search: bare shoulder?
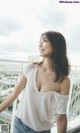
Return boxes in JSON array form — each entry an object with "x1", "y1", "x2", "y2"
[
  {"x1": 32, "y1": 61, "x2": 43, "y2": 68},
  {"x1": 60, "y1": 77, "x2": 70, "y2": 95},
  {"x1": 31, "y1": 63, "x2": 39, "y2": 68}
]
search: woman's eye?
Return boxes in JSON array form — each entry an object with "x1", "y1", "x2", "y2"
[
  {"x1": 44, "y1": 39, "x2": 48, "y2": 42},
  {"x1": 39, "y1": 39, "x2": 48, "y2": 44}
]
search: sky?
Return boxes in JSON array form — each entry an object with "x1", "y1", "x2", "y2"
[{"x1": 0, "y1": 0, "x2": 80, "y2": 65}]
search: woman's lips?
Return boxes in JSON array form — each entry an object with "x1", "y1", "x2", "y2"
[{"x1": 39, "y1": 49, "x2": 44, "y2": 51}]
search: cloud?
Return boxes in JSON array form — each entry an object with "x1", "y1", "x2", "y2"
[
  {"x1": 0, "y1": 17, "x2": 22, "y2": 36},
  {"x1": 67, "y1": 22, "x2": 80, "y2": 53},
  {"x1": 0, "y1": 39, "x2": 39, "y2": 54},
  {"x1": 38, "y1": 10, "x2": 67, "y2": 29},
  {"x1": 0, "y1": 0, "x2": 80, "y2": 65}
]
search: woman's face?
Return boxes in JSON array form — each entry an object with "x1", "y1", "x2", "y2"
[{"x1": 39, "y1": 35, "x2": 54, "y2": 57}]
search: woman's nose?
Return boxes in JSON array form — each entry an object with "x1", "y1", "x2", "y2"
[{"x1": 39, "y1": 40, "x2": 43, "y2": 47}]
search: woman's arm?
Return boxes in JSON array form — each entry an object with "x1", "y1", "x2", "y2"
[
  {"x1": 56, "y1": 77, "x2": 70, "y2": 133},
  {"x1": 0, "y1": 74, "x2": 27, "y2": 112},
  {"x1": 56, "y1": 114, "x2": 67, "y2": 133}
]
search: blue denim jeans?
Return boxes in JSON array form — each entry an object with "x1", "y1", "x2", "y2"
[{"x1": 13, "y1": 116, "x2": 51, "y2": 133}]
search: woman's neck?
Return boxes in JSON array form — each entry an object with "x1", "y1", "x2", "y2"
[{"x1": 41, "y1": 58, "x2": 53, "y2": 71}]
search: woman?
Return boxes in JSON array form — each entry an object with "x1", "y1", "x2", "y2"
[{"x1": 0, "y1": 31, "x2": 70, "y2": 133}]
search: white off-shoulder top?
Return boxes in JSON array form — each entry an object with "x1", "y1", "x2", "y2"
[{"x1": 15, "y1": 63, "x2": 69, "y2": 132}]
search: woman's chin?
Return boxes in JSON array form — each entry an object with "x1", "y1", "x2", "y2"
[{"x1": 39, "y1": 54, "x2": 45, "y2": 57}]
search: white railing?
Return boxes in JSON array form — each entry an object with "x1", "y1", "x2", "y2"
[{"x1": 0, "y1": 59, "x2": 80, "y2": 133}]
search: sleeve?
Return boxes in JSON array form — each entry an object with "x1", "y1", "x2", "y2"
[
  {"x1": 22, "y1": 63, "x2": 32, "y2": 78},
  {"x1": 56, "y1": 94, "x2": 69, "y2": 114}
]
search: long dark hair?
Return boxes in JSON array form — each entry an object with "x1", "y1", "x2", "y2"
[{"x1": 41, "y1": 31, "x2": 70, "y2": 82}]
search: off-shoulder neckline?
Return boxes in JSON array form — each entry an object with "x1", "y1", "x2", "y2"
[{"x1": 34, "y1": 67, "x2": 69, "y2": 97}]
